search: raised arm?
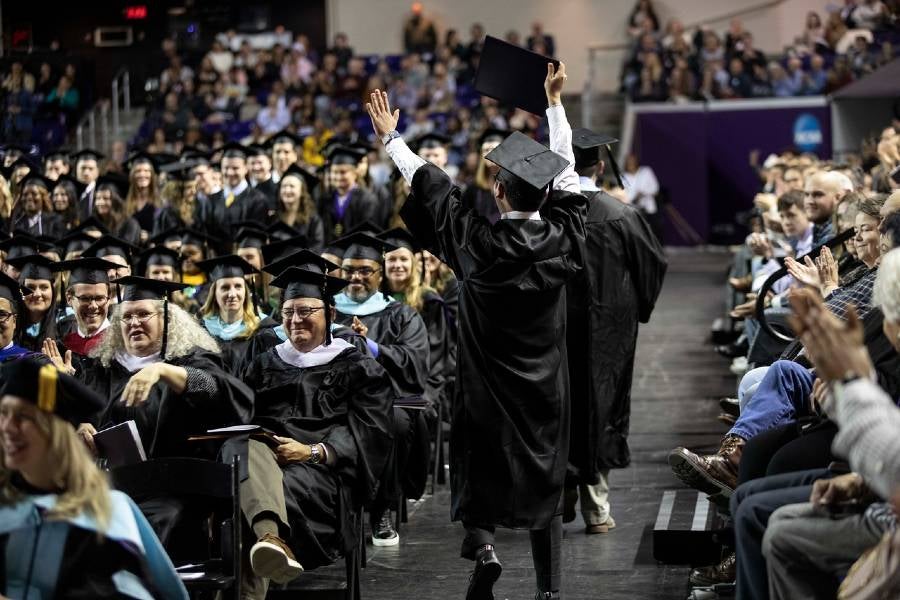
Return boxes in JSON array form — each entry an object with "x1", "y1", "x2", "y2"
[
  {"x1": 366, "y1": 89, "x2": 427, "y2": 185},
  {"x1": 545, "y1": 62, "x2": 579, "y2": 194}
]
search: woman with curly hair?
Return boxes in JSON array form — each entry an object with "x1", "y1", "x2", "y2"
[
  {"x1": 9, "y1": 173, "x2": 66, "y2": 239},
  {"x1": 0, "y1": 358, "x2": 188, "y2": 599},
  {"x1": 271, "y1": 164, "x2": 325, "y2": 251},
  {"x1": 153, "y1": 173, "x2": 196, "y2": 236}
]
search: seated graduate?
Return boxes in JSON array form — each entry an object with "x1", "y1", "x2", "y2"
[
  {"x1": 0, "y1": 271, "x2": 35, "y2": 362},
  {"x1": 51, "y1": 257, "x2": 119, "y2": 356},
  {"x1": 9, "y1": 172, "x2": 67, "y2": 240},
  {"x1": 92, "y1": 175, "x2": 142, "y2": 246},
  {"x1": 317, "y1": 146, "x2": 382, "y2": 241},
  {"x1": 0, "y1": 234, "x2": 55, "y2": 280},
  {"x1": 236, "y1": 266, "x2": 394, "y2": 597},
  {"x1": 379, "y1": 227, "x2": 450, "y2": 423},
  {"x1": 80, "y1": 234, "x2": 138, "y2": 310},
  {"x1": 178, "y1": 228, "x2": 217, "y2": 309},
  {"x1": 234, "y1": 224, "x2": 276, "y2": 313},
  {"x1": 5, "y1": 254, "x2": 59, "y2": 352},
  {"x1": 271, "y1": 164, "x2": 326, "y2": 252},
  {"x1": 196, "y1": 254, "x2": 275, "y2": 374},
  {"x1": 0, "y1": 358, "x2": 188, "y2": 599}
]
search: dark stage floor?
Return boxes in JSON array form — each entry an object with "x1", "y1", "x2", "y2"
[{"x1": 292, "y1": 249, "x2": 737, "y2": 599}]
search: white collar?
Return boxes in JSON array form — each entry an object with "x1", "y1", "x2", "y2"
[
  {"x1": 77, "y1": 318, "x2": 110, "y2": 339},
  {"x1": 114, "y1": 350, "x2": 161, "y2": 372},
  {"x1": 579, "y1": 176, "x2": 600, "y2": 192},
  {"x1": 2, "y1": 341, "x2": 12, "y2": 351},
  {"x1": 224, "y1": 179, "x2": 249, "y2": 197},
  {"x1": 275, "y1": 338, "x2": 353, "y2": 368},
  {"x1": 500, "y1": 211, "x2": 542, "y2": 221},
  {"x1": 26, "y1": 213, "x2": 41, "y2": 227}
]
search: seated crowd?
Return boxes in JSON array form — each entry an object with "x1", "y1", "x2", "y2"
[
  {"x1": 622, "y1": 0, "x2": 899, "y2": 102},
  {"x1": 667, "y1": 118, "x2": 900, "y2": 597}
]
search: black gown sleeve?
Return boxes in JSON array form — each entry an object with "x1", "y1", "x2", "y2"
[
  {"x1": 306, "y1": 212, "x2": 326, "y2": 252},
  {"x1": 420, "y1": 293, "x2": 449, "y2": 415},
  {"x1": 171, "y1": 350, "x2": 255, "y2": 427},
  {"x1": 369, "y1": 305, "x2": 430, "y2": 398},
  {"x1": 621, "y1": 209, "x2": 668, "y2": 323}
]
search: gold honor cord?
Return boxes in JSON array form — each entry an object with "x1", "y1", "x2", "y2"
[{"x1": 37, "y1": 364, "x2": 58, "y2": 413}]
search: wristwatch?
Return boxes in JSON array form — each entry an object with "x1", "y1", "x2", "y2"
[
  {"x1": 381, "y1": 130, "x2": 401, "y2": 146},
  {"x1": 308, "y1": 443, "x2": 322, "y2": 464}
]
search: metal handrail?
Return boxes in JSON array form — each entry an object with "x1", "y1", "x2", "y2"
[
  {"x1": 111, "y1": 68, "x2": 131, "y2": 138},
  {"x1": 74, "y1": 69, "x2": 129, "y2": 152}
]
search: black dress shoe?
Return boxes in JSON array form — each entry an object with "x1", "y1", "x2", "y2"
[
  {"x1": 715, "y1": 340, "x2": 747, "y2": 359},
  {"x1": 466, "y1": 547, "x2": 502, "y2": 600},
  {"x1": 719, "y1": 397, "x2": 740, "y2": 418},
  {"x1": 535, "y1": 592, "x2": 560, "y2": 600}
]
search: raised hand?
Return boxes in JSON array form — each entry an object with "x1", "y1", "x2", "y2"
[
  {"x1": 816, "y1": 246, "x2": 839, "y2": 292},
  {"x1": 42, "y1": 338, "x2": 75, "y2": 375},
  {"x1": 785, "y1": 255, "x2": 822, "y2": 290},
  {"x1": 545, "y1": 62, "x2": 567, "y2": 106},
  {"x1": 365, "y1": 89, "x2": 400, "y2": 138},
  {"x1": 351, "y1": 315, "x2": 369, "y2": 338}
]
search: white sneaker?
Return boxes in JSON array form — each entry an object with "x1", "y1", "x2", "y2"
[
  {"x1": 250, "y1": 534, "x2": 304, "y2": 584},
  {"x1": 729, "y1": 356, "x2": 748, "y2": 376}
]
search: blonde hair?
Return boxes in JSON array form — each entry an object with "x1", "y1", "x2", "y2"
[
  {"x1": 161, "y1": 180, "x2": 195, "y2": 227},
  {"x1": 125, "y1": 163, "x2": 161, "y2": 214},
  {"x1": 0, "y1": 174, "x2": 13, "y2": 219},
  {"x1": 199, "y1": 278, "x2": 261, "y2": 339},
  {"x1": 0, "y1": 409, "x2": 111, "y2": 528},
  {"x1": 388, "y1": 247, "x2": 435, "y2": 313},
  {"x1": 92, "y1": 300, "x2": 220, "y2": 366}
]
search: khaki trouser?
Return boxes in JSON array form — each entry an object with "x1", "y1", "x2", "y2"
[{"x1": 579, "y1": 469, "x2": 611, "y2": 526}]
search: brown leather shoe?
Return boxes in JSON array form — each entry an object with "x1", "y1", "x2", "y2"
[
  {"x1": 668, "y1": 435, "x2": 745, "y2": 497},
  {"x1": 689, "y1": 552, "x2": 736, "y2": 586},
  {"x1": 250, "y1": 532, "x2": 304, "y2": 584},
  {"x1": 729, "y1": 275, "x2": 753, "y2": 292},
  {"x1": 585, "y1": 516, "x2": 616, "y2": 534}
]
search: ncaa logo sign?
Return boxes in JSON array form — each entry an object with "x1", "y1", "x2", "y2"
[{"x1": 793, "y1": 113, "x2": 823, "y2": 152}]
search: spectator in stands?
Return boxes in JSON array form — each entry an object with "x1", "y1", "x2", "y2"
[
  {"x1": 160, "y1": 56, "x2": 194, "y2": 94},
  {"x1": 158, "y1": 91, "x2": 192, "y2": 140},
  {"x1": 330, "y1": 32, "x2": 354, "y2": 72},
  {"x1": 633, "y1": 53, "x2": 667, "y2": 101},
  {"x1": 847, "y1": 34, "x2": 878, "y2": 76},
  {"x1": 257, "y1": 92, "x2": 291, "y2": 135},
  {"x1": 722, "y1": 58, "x2": 752, "y2": 98},
  {"x1": 770, "y1": 62, "x2": 798, "y2": 97},
  {"x1": 404, "y1": 2, "x2": 438, "y2": 55},
  {"x1": 661, "y1": 19, "x2": 691, "y2": 49},
  {"x1": 825, "y1": 10, "x2": 849, "y2": 49},
  {"x1": 627, "y1": 0, "x2": 660, "y2": 39},
  {"x1": 799, "y1": 11, "x2": 828, "y2": 53},
  {"x1": 35, "y1": 62, "x2": 55, "y2": 97},
  {"x1": 527, "y1": 21, "x2": 556, "y2": 57},
  {"x1": 623, "y1": 153, "x2": 662, "y2": 240},
  {"x1": 2, "y1": 65, "x2": 35, "y2": 144},
  {"x1": 207, "y1": 40, "x2": 234, "y2": 75},
  {"x1": 850, "y1": 0, "x2": 888, "y2": 30},
  {"x1": 805, "y1": 53, "x2": 829, "y2": 94},
  {"x1": 667, "y1": 59, "x2": 698, "y2": 103},
  {"x1": 466, "y1": 23, "x2": 486, "y2": 60}
]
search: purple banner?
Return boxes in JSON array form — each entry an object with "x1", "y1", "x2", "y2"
[{"x1": 634, "y1": 102, "x2": 832, "y2": 245}]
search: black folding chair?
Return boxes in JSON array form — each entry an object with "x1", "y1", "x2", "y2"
[{"x1": 110, "y1": 456, "x2": 242, "y2": 600}]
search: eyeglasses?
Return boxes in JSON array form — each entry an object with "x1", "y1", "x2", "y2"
[
  {"x1": 73, "y1": 294, "x2": 108, "y2": 306},
  {"x1": 341, "y1": 267, "x2": 380, "y2": 279},
  {"x1": 120, "y1": 311, "x2": 159, "y2": 326},
  {"x1": 281, "y1": 306, "x2": 325, "y2": 320},
  {"x1": 0, "y1": 311, "x2": 15, "y2": 324}
]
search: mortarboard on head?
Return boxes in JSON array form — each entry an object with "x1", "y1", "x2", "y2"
[
  {"x1": 0, "y1": 234, "x2": 54, "y2": 261},
  {"x1": 325, "y1": 144, "x2": 366, "y2": 166},
  {"x1": 0, "y1": 270, "x2": 31, "y2": 311},
  {"x1": 148, "y1": 228, "x2": 183, "y2": 248},
  {"x1": 479, "y1": 127, "x2": 508, "y2": 148},
  {"x1": 52, "y1": 173, "x2": 87, "y2": 197},
  {"x1": 474, "y1": 35, "x2": 560, "y2": 116},
  {"x1": 18, "y1": 171, "x2": 53, "y2": 192},
  {"x1": 2, "y1": 143, "x2": 34, "y2": 161},
  {"x1": 54, "y1": 257, "x2": 120, "y2": 285},
  {"x1": 69, "y1": 149, "x2": 106, "y2": 163},
  {"x1": 413, "y1": 132, "x2": 451, "y2": 152},
  {"x1": 346, "y1": 220, "x2": 384, "y2": 237},
  {"x1": 334, "y1": 231, "x2": 399, "y2": 262},
  {"x1": 265, "y1": 221, "x2": 301, "y2": 242},
  {"x1": 245, "y1": 144, "x2": 270, "y2": 158},
  {"x1": 485, "y1": 131, "x2": 569, "y2": 192},
  {"x1": 95, "y1": 172, "x2": 129, "y2": 197},
  {"x1": 378, "y1": 227, "x2": 420, "y2": 253},
  {"x1": 279, "y1": 163, "x2": 320, "y2": 193},
  {"x1": 269, "y1": 129, "x2": 304, "y2": 149},
  {"x1": 269, "y1": 266, "x2": 348, "y2": 302},
  {"x1": 195, "y1": 254, "x2": 259, "y2": 282},
  {"x1": 6, "y1": 254, "x2": 57, "y2": 281},
  {"x1": 81, "y1": 234, "x2": 139, "y2": 263},
  {"x1": 56, "y1": 231, "x2": 99, "y2": 258},
  {"x1": 180, "y1": 228, "x2": 218, "y2": 250},
  {"x1": 261, "y1": 235, "x2": 310, "y2": 265},
  {"x1": 0, "y1": 358, "x2": 106, "y2": 425},
  {"x1": 571, "y1": 127, "x2": 623, "y2": 187},
  {"x1": 234, "y1": 224, "x2": 268, "y2": 250},
  {"x1": 124, "y1": 151, "x2": 159, "y2": 173},
  {"x1": 138, "y1": 245, "x2": 182, "y2": 271},
  {"x1": 321, "y1": 241, "x2": 346, "y2": 263},
  {"x1": 263, "y1": 248, "x2": 340, "y2": 278},
  {"x1": 44, "y1": 147, "x2": 71, "y2": 163},
  {"x1": 71, "y1": 216, "x2": 110, "y2": 237},
  {"x1": 219, "y1": 142, "x2": 249, "y2": 161},
  {"x1": 113, "y1": 276, "x2": 188, "y2": 302}
]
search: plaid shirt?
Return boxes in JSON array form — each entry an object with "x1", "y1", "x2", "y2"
[{"x1": 825, "y1": 266, "x2": 877, "y2": 320}]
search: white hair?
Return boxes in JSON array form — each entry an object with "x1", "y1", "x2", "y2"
[
  {"x1": 91, "y1": 300, "x2": 220, "y2": 367},
  {"x1": 874, "y1": 249, "x2": 900, "y2": 324}
]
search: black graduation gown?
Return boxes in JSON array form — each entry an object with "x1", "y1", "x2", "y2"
[
  {"x1": 252, "y1": 178, "x2": 278, "y2": 216},
  {"x1": 79, "y1": 349, "x2": 254, "y2": 459},
  {"x1": 400, "y1": 164, "x2": 587, "y2": 529},
  {"x1": 194, "y1": 186, "x2": 270, "y2": 253},
  {"x1": 241, "y1": 347, "x2": 394, "y2": 568},
  {"x1": 266, "y1": 214, "x2": 327, "y2": 253},
  {"x1": 10, "y1": 211, "x2": 66, "y2": 240},
  {"x1": 206, "y1": 316, "x2": 279, "y2": 376},
  {"x1": 114, "y1": 216, "x2": 143, "y2": 246},
  {"x1": 460, "y1": 185, "x2": 500, "y2": 224},
  {"x1": 317, "y1": 187, "x2": 380, "y2": 242},
  {"x1": 563, "y1": 191, "x2": 667, "y2": 480}
]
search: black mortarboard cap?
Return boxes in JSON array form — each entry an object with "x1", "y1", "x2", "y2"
[
  {"x1": 571, "y1": 127, "x2": 623, "y2": 187},
  {"x1": 345, "y1": 221, "x2": 384, "y2": 237},
  {"x1": 70, "y1": 149, "x2": 106, "y2": 163},
  {"x1": 378, "y1": 227, "x2": 420, "y2": 253},
  {"x1": 0, "y1": 235, "x2": 54, "y2": 260},
  {"x1": 484, "y1": 131, "x2": 569, "y2": 192},
  {"x1": 180, "y1": 228, "x2": 218, "y2": 249},
  {"x1": 335, "y1": 231, "x2": 399, "y2": 262},
  {"x1": 0, "y1": 358, "x2": 106, "y2": 425},
  {"x1": 6, "y1": 254, "x2": 57, "y2": 281},
  {"x1": 269, "y1": 129, "x2": 304, "y2": 148},
  {"x1": 269, "y1": 266, "x2": 347, "y2": 301},
  {"x1": 54, "y1": 257, "x2": 119, "y2": 285},
  {"x1": 148, "y1": 228, "x2": 183, "y2": 247},
  {"x1": 45, "y1": 148, "x2": 71, "y2": 163},
  {"x1": 81, "y1": 234, "x2": 139, "y2": 263},
  {"x1": 246, "y1": 144, "x2": 269, "y2": 158},
  {"x1": 279, "y1": 163, "x2": 320, "y2": 192},
  {"x1": 138, "y1": 246, "x2": 181, "y2": 270},
  {"x1": 326, "y1": 145, "x2": 366, "y2": 166},
  {"x1": 261, "y1": 235, "x2": 310, "y2": 264},
  {"x1": 219, "y1": 142, "x2": 249, "y2": 160},
  {"x1": 265, "y1": 221, "x2": 302, "y2": 242},
  {"x1": 479, "y1": 128, "x2": 508, "y2": 148},
  {"x1": 113, "y1": 276, "x2": 188, "y2": 301},
  {"x1": 124, "y1": 151, "x2": 158, "y2": 172},
  {"x1": 235, "y1": 226, "x2": 269, "y2": 249},
  {"x1": 263, "y1": 249, "x2": 340, "y2": 277},
  {"x1": 71, "y1": 216, "x2": 110, "y2": 236},
  {"x1": 52, "y1": 173, "x2": 87, "y2": 197},
  {"x1": 195, "y1": 254, "x2": 259, "y2": 281},
  {"x1": 413, "y1": 132, "x2": 451, "y2": 152},
  {"x1": 475, "y1": 35, "x2": 559, "y2": 116},
  {"x1": 56, "y1": 231, "x2": 97, "y2": 257},
  {"x1": 95, "y1": 173, "x2": 129, "y2": 197},
  {"x1": 19, "y1": 172, "x2": 53, "y2": 191},
  {"x1": 0, "y1": 270, "x2": 31, "y2": 308}
]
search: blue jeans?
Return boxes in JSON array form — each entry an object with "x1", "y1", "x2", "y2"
[
  {"x1": 738, "y1": 367, "x2": 769, "y2": 413},
  {"x1": 729, "y1": 360, "x2": 815, "y2": 441}
]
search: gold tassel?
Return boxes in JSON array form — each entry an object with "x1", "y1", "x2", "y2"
[{"x1": 37, "y1": 364, "x2": 58, "y2": 413}]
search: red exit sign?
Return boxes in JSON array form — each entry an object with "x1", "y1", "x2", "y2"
[{"x1": 124, "y1": 5, "x2": 148, "y2": 20}]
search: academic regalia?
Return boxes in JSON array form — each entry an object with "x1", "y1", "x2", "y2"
[
  {"x1": 460, "y1": 185, "x2": 500, "y2": 224},
  {"x1": 317, "y1": 187, "x2": 381, "y2": 243},
  {"x1": 400, "y1": 160, "x2": 587, "y2": 529},
  {"x1": 194, "y1": 185, "x2": 269, "y2": 255},
  {"x1": 240, "y1": 344, "x2": 394, "y2": 568},
  {"x1": 269, "y1": 215, "x2": 326, "y2": 253},
  {"x1": 564, "y1": 190, "x2": 667, "y2": 478},
  {"x1": 6, "y1": 254, "x2": 60, "y2": 352},
  {"x1": 10, "y1": 211, "x2": 67, "y2": 240}
]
